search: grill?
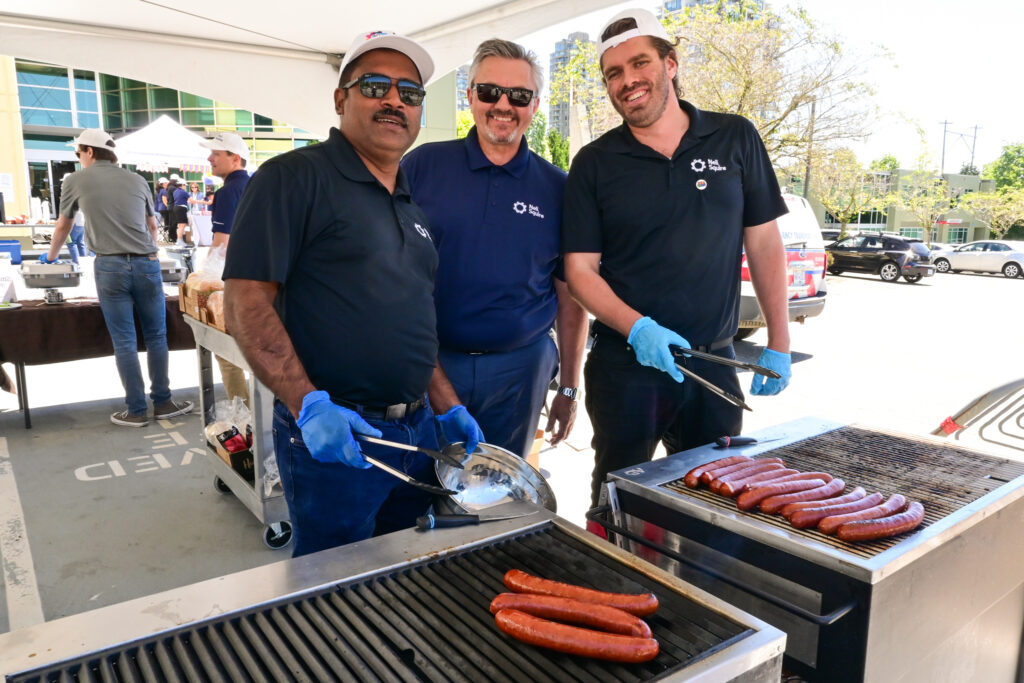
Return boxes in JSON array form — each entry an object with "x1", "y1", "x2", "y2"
[
  {"x1": 595, "y1": 417, "x2": 1024, "y2": 682},
  {"x1": 1, "y1": 511, "x2": 785, "y2": 682}
]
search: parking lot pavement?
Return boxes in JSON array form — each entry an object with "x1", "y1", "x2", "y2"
[{"x1": 0, "y1": 268, "x2": 1020, "y2": 632}]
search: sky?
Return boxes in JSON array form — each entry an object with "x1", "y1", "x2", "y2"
[{"x1": 518, "y1": 0, "x2": 1024, "y2": 173}]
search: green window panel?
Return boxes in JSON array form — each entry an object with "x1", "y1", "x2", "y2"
[
  {"x1": 121, "y1": 78, "x2": 147, "y2": 89},
  {"x1": 153, "y1": 109, "x2": 179, "y2": 122},
  {"x1": 149, "y1": 87, "x2": 179, "y2": 109},
  {"x1": 75, "y1": 90, "x2": 99, "y2": 113},
  {"x1": 18, "y1": 85, "x2": 71, "y2": 110},
  {"x1": 254, "y1": 114, "x2": 274, "y2": 132},
  {"x1": 181, "y1": 109, "x2": 216, "y2": 126},
  {"x1": 103, "y1": 93, "x2": 123, "y2": 113},
  {"x1": 99, "y1": 74, "x2": 121, "y2": 92},
  {"x1": 16, "y1": 62, "x2": 68, "y2": 88},
  {"x1": 126, "y1": 110, "x2": 150, "y2": 128},
  {"x1": 123, "y1": 89, "x2": 149, "y2": 110},
  {"x1": 104, "y1": 113, "x2": 124, "y2": 130},
  {"x1": 21, "y1": 109, "x2": 73, "y2": 127},
  {"x1": 180, "y1": 93, "x2": 214, "y2": 109}
]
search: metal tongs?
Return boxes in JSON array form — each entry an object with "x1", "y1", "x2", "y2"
[
  {"x1": 668, "y1": 345, "x2": 777, "y2": 412},
  {"x1": 354, "y1": 434, "x2": 463, "y2": 496},
  {"x1": 356, "y1": 434, "x2": 464, "y2": 468}
]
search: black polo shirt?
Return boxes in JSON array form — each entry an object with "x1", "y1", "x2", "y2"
[
  {"x1": 562, "y1": 99, "x2": 787, "y2": 346},
  {"x1": 223, "y1": 127, "x2": 439, "y2": 404}
]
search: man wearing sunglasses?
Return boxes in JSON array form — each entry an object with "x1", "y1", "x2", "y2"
[
  {"x1": 562, "y1": 8, "x2": 793, "y2": 508},
  {"x1": 223, "y1": 30, "x2": 483, "y2": 557},
  {"x1": 402, "y1": 39, "x2": 588, "y2": 461}
]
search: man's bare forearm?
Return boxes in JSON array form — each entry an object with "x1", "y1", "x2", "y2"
[
  {"x1": 224, "y1": 279, "x2": 314, "y2": 417},
  {"x1": 427, "y1": 364, "x2": 462, "y2": 415},
  {"x1": 553, "y1": 278, "x2": 588, "y2": 387},
  {"x1": 565, "y1": 252, "x2": 642, "y2": 338},
  {"x1": 744, "y1": 220, "x2": 791, "y2": 353},
  {"x1": 46, "y1": 216, "x2": 73, "y2": 261}
]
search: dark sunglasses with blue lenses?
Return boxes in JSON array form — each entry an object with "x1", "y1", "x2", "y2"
[
  {"x1": 473, "y1": 83, "x2": 535, "y2": 107},
  {"x1": 342, "y1": 73, "x2": 426, "y2": 106}
]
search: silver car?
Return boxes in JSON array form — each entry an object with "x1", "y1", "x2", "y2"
[{"x1": 932, "y1": 240, "x2": 1024, "y2": 278}]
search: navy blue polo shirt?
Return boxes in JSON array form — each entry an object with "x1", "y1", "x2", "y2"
[
  {"x1": 223, "y1": 128, "x2": 439, "y2": 404},
  {"x1": 170, "y1": 187, "x2": 189, "y2": 207},
  {"x1": 563, "y1": 100, "x2": 786, "y2": 346},
  {"x1": 402, "y1": 127, "x2": 566, "y2": 352},
  {"x1": 156, "y1": 187, "x2": 167, "y2": 209},
  {"x1": 211, "y1": 169, "x2": 249, "y2": 234}
]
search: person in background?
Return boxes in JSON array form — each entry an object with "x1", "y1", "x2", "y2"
[
  {"x1": 61, "y1": 173, "x2": 89, "y2": 264},
  {"x1": 187, "y1": 181, "x2": 209, "y2": 216},
  {"x1": 155, "y1": 177, "x2": 170, "y2": 238},
  {"x1": 199, "y1": 132, "x2": 251, "y2": 406},
  {"x1": 402, "y1": 39, "x2": 588, "y2": 459},
  {"x1": 222, "y1": 30, "x2": 483, "y2": 556},
  {"x1": 167, "y1": 174, "x2": 191, "y2": 246},
  {"x1": 562, "y1": 8, "x2": 793, "y2": 508},
  {"x1": 43, "y1": 129, "x2": 193, "y2": 426}
]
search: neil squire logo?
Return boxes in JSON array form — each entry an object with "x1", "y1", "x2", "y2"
[
  {"x1": 414, "y1": 223, "x2": 431, "y2": 240},
  {"x1": 513, "y1": 201, "x2": 545, "y2": 219},
  {"x1": 690, "y1": 158, "x2": 727, "y2": 173}
]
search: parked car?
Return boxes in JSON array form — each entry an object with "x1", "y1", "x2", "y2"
[
  {"x1": 932, "y1": 240, "x2": 1024, "y2": 278},
  {"x1": 736, "y1": 194, "x2": 827, "y2": 340},
  {"x1": 826, "y1": 234, "x2": 935, "y2": 283}
]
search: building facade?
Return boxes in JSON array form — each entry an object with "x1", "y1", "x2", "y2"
[{"x1": 548, "y1": 31, "x2": 592, "y2": 138}]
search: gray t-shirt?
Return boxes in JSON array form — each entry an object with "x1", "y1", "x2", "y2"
[{"x1": 59, "y1": 161, "x2": 157, "y2": 255}]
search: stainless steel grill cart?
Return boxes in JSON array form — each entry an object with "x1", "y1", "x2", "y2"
[{"x1": 183, "y1": 317, "x2": 291, "y2": 549}]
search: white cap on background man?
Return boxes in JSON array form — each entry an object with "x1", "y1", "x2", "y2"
[{"x1": 199, "y1": 132, "x2": 250, "y2": 162}]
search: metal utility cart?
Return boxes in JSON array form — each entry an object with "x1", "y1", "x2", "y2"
[{"x1": 183, "y1": 317, "x2": 292, "y2": 549}]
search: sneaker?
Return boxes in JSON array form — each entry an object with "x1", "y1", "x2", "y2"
[
  {"x1": 111, "y1": 410, "x2": 149, "y2": 427},
  {"x1": 154, "y1": 399, "x2": 194, "y2": 420}
]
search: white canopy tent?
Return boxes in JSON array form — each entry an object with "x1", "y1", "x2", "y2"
[
  {"x1": 113, "y1": 114, "x2": 211, "y2": 173},
  {"x1": 0, "y1": 1, "x2": 621, "y2": 135}
]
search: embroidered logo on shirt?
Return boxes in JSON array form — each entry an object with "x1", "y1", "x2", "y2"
[
  {"x1": 414, "y1": 223, "x2": 431, "y2": 240},
  {"x1": 513, "y1": 201, "x2": 545, "y2": 219},
  {"x1": 690, "y1": 158, "x2": 727, "y2": 173}
]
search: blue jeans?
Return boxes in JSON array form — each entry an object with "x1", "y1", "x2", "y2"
[
  {"x1": 439, "y1": 334, "x2": 558, "y2": 457},
  {"x1": 273, "y1": 399, "x2": 440, "y2": 557},
  {"x1": 68, "y1": 224, "x2": 88, "y2": 264},
  {"x1": 93, "y1": 255, "x2": 171, "y2": 415}
]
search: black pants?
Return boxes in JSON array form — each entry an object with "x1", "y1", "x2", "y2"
[
  {"x1": 159, "y1": 210, "x2": 173, "y2": 240},
  {"x1": 584, "y1": 334, "x2": 744, "y2": 506}
]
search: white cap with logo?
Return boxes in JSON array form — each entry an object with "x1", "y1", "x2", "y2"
[
  {"x1": 598, "y1": 8, "x2": 673, "y2": 58},
  {"x1": 339, "y1": 30, "x2": 434, "y2": 84},
  {"x1": 199, "y1": 132, "x2": 250, "y2": 162},
  {"x1": 71, "y1": 128, "x2": 116, "y2": 149}
]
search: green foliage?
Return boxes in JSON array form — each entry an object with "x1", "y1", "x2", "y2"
[
  {"x1": 883, "y1": 168, "x2": 950, "y2": 244},
  {"x1": 526, "y1": 111, "x2": 549, "y2": 160},
  {"x1": 455, "y1": 110, "x2": 473, "y2": 139},
  {"x1": 811, "y1": 148, "x2": 883, "y2": 235},
  {"x1": 983, "y1": 143, "x2": 1024, "y2": 190},
  {"x1": 870, "y1": 155, "x2": 900, "y2": 172},
  {"x1": 958, "y1": 188, "x2": 1024, "y2": 238},
  {"x1": 959, "y1": 162, "x2": 979, "y2": 176},
  {"x1": 547, "y1": 128, "x2": 570, "y2": 171}
]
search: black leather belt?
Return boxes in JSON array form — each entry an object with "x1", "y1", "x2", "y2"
[
  {"x1": 331, "y1": 396, "x2": 426, "y2": 421},
  {"x1": 99, "y1": 253, "x2": 157, "y2": 258},
  {"x1": 694, "y1": 337, "x2": 733, "y2": 353}
]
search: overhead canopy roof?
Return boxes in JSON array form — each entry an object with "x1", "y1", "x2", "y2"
[{"x1": 0, "y1": 0, "x2": 619, "y2": 136}]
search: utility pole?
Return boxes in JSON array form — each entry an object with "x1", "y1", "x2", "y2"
[
  {"x1": 969, "y1": 125, "x2": 979, "y2": 171},
  {"x1": 939, "y1": 120, "x2": 952, "y2": 175},
  {"x1": 803, "y1": 100, "x2": 816, "y2": 199}
]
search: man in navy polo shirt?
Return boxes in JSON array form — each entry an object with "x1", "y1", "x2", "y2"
[
  {"x1": 403, "y1": 39, "x2": 588, "y2": 459},
  {"x1": 563, "y1": 8, "x2": 793, "y2": 507},
  {"x1": 200, "y1": 131, "x2": 250, "y2": 404},
  {"x1": 222, "y1": 30, "x2": 483, "y2": 556}
]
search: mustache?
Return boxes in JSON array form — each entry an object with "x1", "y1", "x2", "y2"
[
  {"x1": 487, "y1": 109, "x2": 519, "y2": 122},
  {"x1": 373, "y1": 108, "x2": 408, "y2": 127},
  {"x1": 617, "y1": 81, "x2": 651, "y2": 101}
]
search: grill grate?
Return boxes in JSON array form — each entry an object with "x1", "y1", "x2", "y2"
[
  {"x1": 10, "y1": 526, "x2": 753, "y2": 682},
  {"x1": 660, "y1": 425, "x2": 1024, "y2": 559}
]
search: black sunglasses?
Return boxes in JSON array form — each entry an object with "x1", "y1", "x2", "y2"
[
  {"x1": 473, "y1": 83, "x2": 534, "y2": 107},
  {"x1": 341, "y1": 73, "x2": 426, "y2": 106}
]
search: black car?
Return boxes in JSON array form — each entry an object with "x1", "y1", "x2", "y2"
[{"x1": 826, "y1": 234, "x2": 935, "y2": 283}]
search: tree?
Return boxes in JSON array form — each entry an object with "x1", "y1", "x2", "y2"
[
  {"x1": 547, "y1": 128, "x2": 570, "y2": 171},
  {"x1": 870, "y1": 155, "x2": 900, "y2": 173},
  {"x1": 550, "y1": 0, "x2": 880, "y2": 168},
  {"x1": 983, "y1": 143, "x2": 1024, "y2": 190},
  {"x1": 883, "y1": 164, "x2": 950, "y2": 244},
  {"x1": 526, "y1": 110, "x2": 549, "y2": 160},
  {"x1": 959, "y1": 162, "x2": 979, "y2": 176},
  {"x1": 455, "y1": 110, "x2": 473, "y2": 139},
  {"x1": 958, "y1": 189, "x2": 1024, "y2": 238},
  {"x1": 811, "y1": 148, "x2": 881, "y2": 237}
]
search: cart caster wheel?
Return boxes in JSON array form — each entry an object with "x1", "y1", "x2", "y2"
[
  {"x1": 263, "y1": 521, "x2": 293, "y2": 550},
  {"x1": 214, "y1": 476, "x2": 231, "y2": 494}
]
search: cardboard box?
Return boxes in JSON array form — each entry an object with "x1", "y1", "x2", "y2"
[
  {"x1": 207, "y1": 424, "x2": 254, "y2": 485},
  {"x1": 177, "y1": 282, "x2": 201, "y2": 319},
  {"x1": 199, "y1": 306, "x2": 227, "y2": 332}
]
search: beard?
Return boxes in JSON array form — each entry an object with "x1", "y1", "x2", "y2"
[
  {"x1": 612, "y1": 66, "x2": 673, "y2": 129},
  {"x1": 480, "y1": 109, "x2": 522, "y2": 145}
]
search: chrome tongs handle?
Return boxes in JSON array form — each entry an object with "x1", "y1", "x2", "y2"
[
  {"x1": 356, "y1": 434, "x2": 464, "y2": 468},
  {"x1": 672, "y1": 345, "x2": 781, "y2": 379},
  {"x1": 673, "y1": 362, "x2": 752, "y2": 412}
]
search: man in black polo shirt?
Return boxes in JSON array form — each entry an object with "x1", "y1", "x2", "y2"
[
  {"x1": 563, "y1": 8, "x2": 793, "y2": 507},
  {"x1": 223, "y1": 30, "x2": 483, "y2": 556}
]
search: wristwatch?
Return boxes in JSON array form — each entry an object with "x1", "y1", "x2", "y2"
[{"x1": 558, "y1": 385, "x2": 578, "y2": 401}]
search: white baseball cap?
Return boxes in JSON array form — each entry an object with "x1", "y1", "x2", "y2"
[
  {"x1": 199, "y1": 132, "x2": 250, "y2": 162},
  {"x1": 158, "y1": 176, "x2": 169, "y2": 183},
  {"x1": 169, "y1": 173, "x2": 183, "y2": 182},
  {"x1": 598, "y1": 8, "x2": 673, "y2": 58},
  {"x1": 71, "y1": 128, "x2": 116, "y2": 149},
  {"x1": 339, "y1": 30, "x2": 434, "y2": 84}
]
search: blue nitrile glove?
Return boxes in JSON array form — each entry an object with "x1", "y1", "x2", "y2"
[
  {"x1": 627, "y1": 316, "x2": 690, "y2": 383},
  {"x1": 750, "y1": 349, "x2": 792, "y2": 396},
  {"x1": 436, "y1": 405, "x2": 485, "y2": 454},
  {"x1": 296, "y1": 390, "x2": 381, "y2": 468},
  {"x1": 39, "y1": 254, "x2": 56, "y2": 264}
]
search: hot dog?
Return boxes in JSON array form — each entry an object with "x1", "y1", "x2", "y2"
[
  {"x1": 699, "y1": 458, "x2": 770, "y2": 485},
  {"x1": 761, "y1": 471, "x2": 835, "y2": 487},
  {"x1": 818, "y1": 494, "x2": 906, "y2": 535},
  {"x1": 781, "y1": 487, "x2": 867, "y2": 518},
  {"x1": 494, "y1": 609, "x2": 660, "y2": 663},
  {"x1": 787, "y1": 492, "x2": 883, "y2": 529},
  {"x1": 836, "y1": 502, "x2": 925, "y2": 542},
  {"x1": 719, "y1": 468, "x2": 799, "y2": 497},
  {"x1": 759, "y1": 479, "x2": 845, "y2": 515},
  {"x1": 489, "y1": 593, "x2": 652, "y2": 638},
  {"x1": 503, "y1": 569, "x2": 659, "y2": 617},
  {"x1": 683, "y1": 455, "x2": 751, "y2": 488},
  {"x1": 709, "y1": 460, "x2": 785, "y2": 494},
  {"x1": 736, "y1": 478, "x2": 827, "y2": 511}
]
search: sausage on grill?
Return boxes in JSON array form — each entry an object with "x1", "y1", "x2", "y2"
[
  {"x1": 699, "y1": 458, "x2": 766, "y2": 485},
  {"x1": 489, "y1": 593, "x2": 652, "y2": 638},
  {"x1": 736, "y1": 479, "x2": 827, "y2": 512},
  {"x1": 781, "y1": 487, "x2": 867, "y2": 518},
  {"x1": 787, "y1": 492, "x2": 884, "y2": 529},
  {"x1": 683, "y1": 455, "x2": 751, "y2": 488},
  {"x1": 818, "y1": 494, "x2": 907, "y2": 535},
  {"x1": 503, "y1": 569, "x2": 659, "y2": 617},
  {"x1": 494, "y1": 609, "x2": 660, "y2": 663},
  {"x1": 760, "y1": 479, "x2": 845, "y2": 515},
  {"x1": 836, "y1": 501, "x2": 925, "y2": 542},
  {"x1": 709, "y1": 460, "x2": 785, "y2": 494},
  {"x1": 719, "y1": 468, "x2": 799, "y2": 497}
]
